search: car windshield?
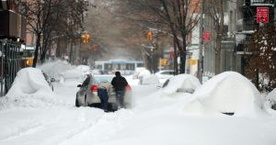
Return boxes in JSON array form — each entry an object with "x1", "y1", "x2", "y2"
[{"x1": 93, "y1": 75, "x2": 113, "y2": 84}]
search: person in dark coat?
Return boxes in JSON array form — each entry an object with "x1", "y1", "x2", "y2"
[{"x1": 111, "y1": 71, "x2": 128, "y2": 109}]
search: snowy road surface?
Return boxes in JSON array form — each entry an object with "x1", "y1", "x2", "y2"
[
  {"x1": 0, "y1": 77, "x2": 160, "y2": 145},
  {"x1": 0, "y1": 66, "x2": 276, "y2": 145}
]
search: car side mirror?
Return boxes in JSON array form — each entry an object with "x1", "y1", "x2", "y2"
[
  {"x1": 161, "y1": 79, "x2": 170, "y2": 88},
  {"x1": 77, "y1": 84, "x2": 82, "y2": 87}
]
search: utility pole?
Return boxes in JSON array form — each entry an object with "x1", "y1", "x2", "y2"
[{"x1": 198, "y1": 0, "x2": 204, "y2": 83}]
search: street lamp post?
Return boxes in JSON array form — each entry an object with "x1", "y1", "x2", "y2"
[
  {"x1": 141, "y1": 44, "x2": 155, "y2": 73},
  {"x1": 150, "y1": 47, "x2": 154, "y2": 74},
  {"x1": 198, "y1": 0, "x2": 204, "y2": 83}
]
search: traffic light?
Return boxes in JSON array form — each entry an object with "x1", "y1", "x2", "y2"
[
  {"x1": 25, "y1": 58, "x2": 33, "y2": 67},
  {"x1": 146, "y1": 31, "x2": 153, "y2": 41},
  {"x1": 81, "y1": 33, "x2": 91, "y2": 43},
  {"x1": 160, "y1": 58, "x2": 168, "y2": 66}
]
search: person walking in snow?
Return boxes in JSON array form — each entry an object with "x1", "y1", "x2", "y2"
[{"x1": 111, "y1": 71, "x2": 128, "y2": 109}]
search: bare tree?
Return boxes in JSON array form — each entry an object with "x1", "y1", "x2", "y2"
[
  {"x1": 20, "y1": 0, "x2": 87, "y2": 67},
  {"x1": 117, "y1": 0, "x2": 200, "y2": 74},
  {"x1": 83, "y1": 0, "x2": 145, "y2": 61},
  {"x1": 21, "y1": 0, "x2": 53, "y2": 67}
]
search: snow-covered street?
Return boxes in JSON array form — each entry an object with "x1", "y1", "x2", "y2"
[{"x1": 0, "y1": 60, "x2": 276, "y2": 145}]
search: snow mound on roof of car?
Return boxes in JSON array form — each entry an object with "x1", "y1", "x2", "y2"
[
  {"x1": 7, "y1": 67, "x2": 52, "y2": 95},
  {"x1": 1, "y1": 68, "x2": 66, "y2": 109},
  {"x1": 161, "y1": 74, "x2": 201, "y2": 94},
  {"x1": 183, "y1": 71, "x2": 265, "y2": 117}
]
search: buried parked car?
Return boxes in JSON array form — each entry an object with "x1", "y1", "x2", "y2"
[
  {"x1": 155, "y1": 70, "x2": 175, "y2": 84},
  {"x1": 160, "y1": 74, "x2": 201, "y2": 94},
  {"x1": 183, "y1": 71, "x2": 264, "y2": 117},
  {"x1": 5, "y1": 67, "x2": 55, "y2": 97},
  {"x1": 133, "y1": 67, "x2": 148, "y2": 79},
  {"x1": 75, "y1": 74, "x2": 132, "y2": 111},
  {"x1": 139, "y1": 74, "x2": 160, "y2": 85}
]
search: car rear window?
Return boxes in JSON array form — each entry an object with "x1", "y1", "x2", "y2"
[{"x1": 93, "y1": 75, "x2": 113, "y2": 84}]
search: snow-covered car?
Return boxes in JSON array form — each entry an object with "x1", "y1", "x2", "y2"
[
  {"x1": 160, "y1": 74, "x2": 201, "y2": 94},
  {"x1": 155, "y1": 70, "x2": 175, "y2": 84},
  {"x1": 60, "y1": 69, "x2": 85, "y2": 83},
  {"x1": 137, "y1": 69, "x2": 151, "y2": 84},
  {"x1": 139, "y1": 74, "x2": 160, "y2": 85},
  {"x1": 133, "y1": 67, "x2": 148, "y2": 79},
  {"x1": 75, "y1": 74, "x2": 132, "y2": 110},
  {"x1": 184, "y1": 72, "x2": 264, "y2": 116}
]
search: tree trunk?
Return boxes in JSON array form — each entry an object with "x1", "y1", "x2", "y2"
[
  {"x1": 33, "y1": 33, "x2": 42, "y2": 68},
  {"x1": 215, "y1": 35, "x2": 222, "y2": 74},
  {"x1": 180, "y1": 34, "x2": 187, "y2": 74},
  {"x1": 179, "y1": 49, "x2": 186, "y2": 74},
  {"x1": 40, "y1": 48, "x2": 47, "y2": 64},
  {"x1": 55, "y1": 37, "x2": 61, "y2": 58},
  {"x1": 173, "y1": 42, "x2": 178, "y2": 74},
  {"x1": 214, "y1": 0, "x2": 224, "y2": 74}
]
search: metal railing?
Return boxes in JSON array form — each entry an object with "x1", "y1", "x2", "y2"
[{"x1": 0, "y1": 39, "x2": 21, "y2": 97}]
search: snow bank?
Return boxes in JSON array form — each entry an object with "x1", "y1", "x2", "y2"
[
  {"x1": 61, "y1": 69, "x2": 85, "y2": 81},
  {"x1": 77, "y1": 65, "x2": 91, "y2": 75},
  {"x1": 37, "y1": 59, "x2": 73, "y2": 79},
  {"x1": 7, "y1": 67, "x2": 52, "y2": 95},
  {"x1": 0, "y1": 68, "x2": 65, "y2": 109},
  {"x1": 37, "y1": 60, "x2": 88, "y2": 84},
  {"x1": 59, "y1": 66, "x2": 90, "y2": 84},
  {"x1": 183, "y1": 71, "x2": 265, "y2": 117},
  {"x1": 140, "y1": 75, "x2": 159, "y2": 85}
]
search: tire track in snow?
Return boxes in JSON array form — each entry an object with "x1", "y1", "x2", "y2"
[
  {"x1": 0, "y1": 121, "x2": 45, "y2": 142},
  {"x1": 0, "y1": 108, "x2": 105, "y2": 145},
  {"x1": 57, "y1": 109, "x2": 134, "y2": 145}
]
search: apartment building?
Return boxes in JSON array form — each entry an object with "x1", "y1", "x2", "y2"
[{"x1": 201, "y1": 0, "x2": 275, "y2": 80}]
